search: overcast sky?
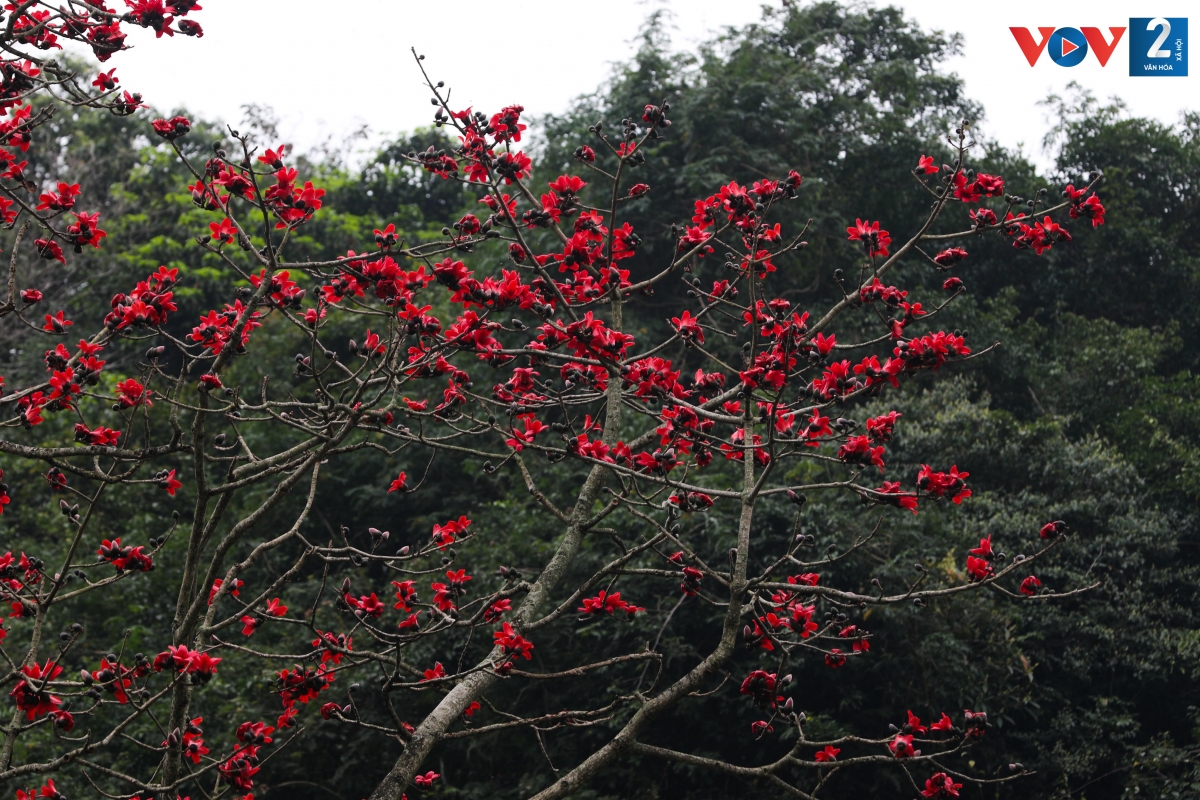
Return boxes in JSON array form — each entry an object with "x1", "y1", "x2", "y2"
[{"x1": 75, "y1": 0, "x2": 1196, "y2": 171}]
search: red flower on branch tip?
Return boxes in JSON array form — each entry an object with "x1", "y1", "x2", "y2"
[
  {"x1": 258, "y1": 144, "x2": 287, "y2": 170},
  {"x1": 15, "y1": 780, "x2": 63, "y2": 800},
  {"x1": 966, "y1": 555, "x2": 993, "y2": 581},
  {"x1": 10, "y1": 660, "x2": 64, "y2": 720},
  {"x1": 921, "y1": 772, "x2": 963, "y2": 798},
  {"x1": 210, "y1": 577, "x2": 242, "y2": 605},
  {"x1": 889, "y1": 733, "x2": 918, "y2": 758},
  {"x1": 814, "y1": 745, "x2": 840, "y2": 762},
  {"x1": 493, "y1": 622, "x2": 534, "y2": 660},
  {"x1": 151, "y1": 115, "x2": 191, "y2": 141},
  {"x1": 671, "y1": 310, "x2": 704, "y2": 344},
  {"x1": 209, "y1": 218, "x2": 236, "y2": 244},
  {"x1": 969, "y1": 535, "x2": 993, "y2": 557},
  {"x1": 916, "y1": 465, "x2": 970, "y2": 504},
  {"x1": 414, "y1": 771, "x2": 440, "y2": 788},
  {"x1": 484, "y1": 599, "x2": 511, "y2": 621},
  {"x1": 933, "y1": 247, "x2": 967, "y2": 267},
  {"x1": 42, "y1": 311, "x2": 71, "y2": 333},
  {"x1": 1020, "y1": 575, "x2": 1042, "y2": 595},
  {"x1": 1040, "y1": 520, "x2": 1067, "y2": 539},
  {"x1": 579, "y1": 590, "x2": 644, "y2": 617},
  {"x1": 846, "y1": 218, "x2": 891, "y2": 257},
  {"x1": 161, "y1": 469, "x2": 182, "y2": 495},
  {"x1": 876, "y1": 481, "x2": 918, "y2": 514},
  {"x1": 916, "y1": 154, "x2": 938, "y2": 174}
]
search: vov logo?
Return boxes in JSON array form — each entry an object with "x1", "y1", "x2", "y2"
[{"x1": 1009, "y1": 26, "x2": 1126, "y2": 67}]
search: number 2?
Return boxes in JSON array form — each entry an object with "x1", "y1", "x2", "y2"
[{"x1": 1147, "y1": 17, "x2": 1172, "y2": 58}]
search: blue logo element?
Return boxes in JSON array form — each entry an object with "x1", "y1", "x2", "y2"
[
  {"x1": 1129, "y1": 17, "x2": 1188, "y2": 76},
  {"x1": 1048, "y1": 27, "x2": 1089, "y2": 67}
]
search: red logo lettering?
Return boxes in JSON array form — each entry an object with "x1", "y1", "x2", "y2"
[
  {"x1": 1010, "y1": 27, "x2": 1057, "y2": 65},
  {"x1": 1080, "y1": 26, "x2": 1126, "y2": 66}
]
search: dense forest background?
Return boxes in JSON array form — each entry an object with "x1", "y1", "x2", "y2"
[{"x1": 3, "y1": 3, "x2": 1199, "y2": 798}]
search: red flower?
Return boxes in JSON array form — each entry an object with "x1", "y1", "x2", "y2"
[
  {"x1": 387, "y1": 472, "x2": 408, "y2": 493},
  {"x1": 210, "y1": 577, "x2": 243, "y2": 605},
  {"x1": 671, "y1": 309, "x2": 704, "y2": 344},
  {"x1": 484, "y1": 599, "x2": 512, "y2": 621},
  {"x1": 966, "y1": 555, "x2": 993, "y2": 581},
  {"x1": 151, "y1": 115, "x2": 191, "y2": 140},
  {"x1": 259, "y1": 144, "x2": 287, "y2": 170},
  {"x1": 74, "y1": 423, "x2": 121, "y2": 447},
  {"x1": 36, "y1": 181, "x2": 81, "y2": 211},
  {"x1": 1040, "y1": 520, "x2": 1067, "y2": 539},
  {"x1": 825, "y1": 648, "x2": 847, "y2": 668},
  {"x1": 10, "y1": 660, "x2": 63, "y2": 720},
  {"x1": 1020, "y1": 575, "x2": 1042, "y2": 595},
  {"x1": 579, "y1": 590, "x2": 644, "y2": 617},
  {"x1": 278, "y1": 706, "x2": 298, "y2": 729},
  {"x1": 933, "y1": 247, "x2": 967, "y2": 267},
  {"x1": 889, "y1": 733, "x2": 918, "y2": 758},
  {"x1": 493, "y1": 151, "x2": 532, "y2": 184},
  {"x1": 343, "y1": 592, "x2": 384, "y2": 618},
  {"x1": 218, "y1": 748, "x2": 260, "y2": 790},
  {"x1": 916, "y1": 465, "x2": 971, "y2": 504},
  {"x1": 209, "y1": 218, "x2": 236, "y2": 244},
  {"x1": 865, "y1": 411, "x2": 901, "y2": 442},
  {"x1": 969, "y1": 535, "x2": 993, "y2": 557},
  {"x1": 739, "y1": 669, "x2": 779, "y2": 709},
  {"x1": 414, "y1": 771, "x2": 440, "y2": 788},
  {"x1": 116, "y1": 378, "x2": 151, "y2": 408},
  {"x1": 876, "y1": 481, "x2": 918, "y2": 514},
  {"x1": 930, "y1": 712, "x2": 954, "y2": 731},
  {"x1": 916, "y1": 154, "x2": 938, "y2": 174},
  {"x1": 846, "y1": 218, "x2": 892, "y2": 257},
  {"x1": 42, "y1": 310, "x2": 71, "y2": 333},
  {"x1": 813, "y1": 331, "x2": 836, "y2": 355},
  {"x1": 493, "y1": 622, "x2": 534, "y2": 660},
  {"x1": 837, "y1": 435, "x2": 885, "y2": 471},
  {"x1": 921, "y1": 772, "x2": 963, "y2": 798},
  {"x1": 237, "y1": 720, "x2": 275, "y2": 745},
  {"x1": 1070, "y1": 193, "x2": 1106, "y2": 227},
  {"x1": 161, "y1": 469, "x2": 182, "y2": 495},
  {"x1": 431, "y1": 515, "x2": 471, "y2": 550},
  {"x1": 421, "y1": 662, "x2": 445, "y2": 682},
  {"x1": 814, "y1": 745, "x2": 840, "y2": 762}
]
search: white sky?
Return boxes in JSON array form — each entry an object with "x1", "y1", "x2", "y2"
[{"x1": 69, "y1": 0, "x2": 1197, "y2": 171}]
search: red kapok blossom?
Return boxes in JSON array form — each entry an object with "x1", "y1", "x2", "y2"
[{"x1": 814, "y1": 745, "x2": 840, "y2": 762}]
